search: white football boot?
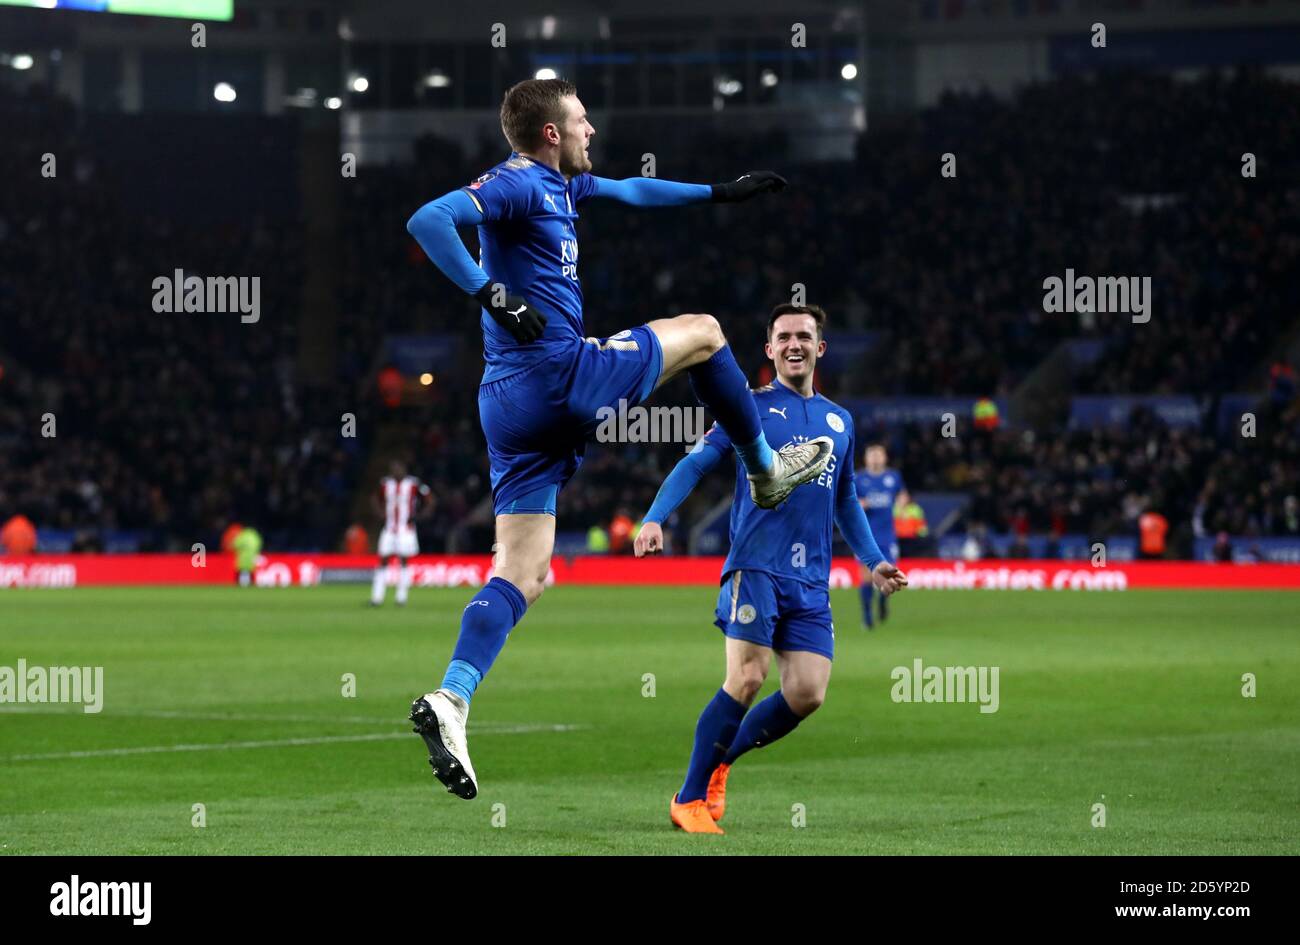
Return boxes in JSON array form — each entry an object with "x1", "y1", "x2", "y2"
[
  {"x1": 747, "y1": 436, "x2": 835, "y2": 509},
  {"x1": 410, "y1": 689, "x2": 478, "y2": 800}
]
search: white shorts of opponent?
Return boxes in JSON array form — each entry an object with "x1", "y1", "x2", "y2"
[{"x1": 378, "y1": 527, "x2": 419, "y2": 559}]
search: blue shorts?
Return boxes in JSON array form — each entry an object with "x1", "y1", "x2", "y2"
[
  {"x1": 478, "y1": 326, "x2": 663, "y2": 515},
  {"x1": 713, "y1": 569, "x2": 835, "y2": 660}
]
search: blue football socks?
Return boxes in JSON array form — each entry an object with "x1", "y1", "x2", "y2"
[
  {"x1": 722, "y1": 690, "x2": 803, "y2": 765},
  {"x1": 688, "y1": 347, "x2": 774, "y2": 476},
  {"x1": 439, "y1": 576, "x2": 527, "y2": 705},
  {"x1": 677, "y1": 688, "x2": 748, "y2": 803}
]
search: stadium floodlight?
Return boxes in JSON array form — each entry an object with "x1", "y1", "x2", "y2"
[
  {"x1": 420, "y1": 373, "x2": 434, "y2": 386},
  {"x1": 213, "y1": 82, "x2": 237, "y2": 103},
  {"x1": 349, "y1": 74, "x2": 369, "y2": 93},
  {"x1": 760, "y1": 69, "x2": 778, "y2": 88},
  {"x1": 535, "y1": 67, "x2": 558, "y2": 81},
  {"x1": 11, "y1": 53, "x2": 34, "y2": 71},
  {"x1": 424, "y1": 71, "x2": 451, "y2": 88},
  {"x1": 325, "y1": 96, "x2": 342, "y2": 109},
  {"x1": 541, "y1": 15, "x2": 556, "y2": 39},
  {"x1": 841, "y1": 63, "x2": 858, "y2": 81},
  {"x1": 717, "y1": 77, "x2": 742, "y2": 96}
]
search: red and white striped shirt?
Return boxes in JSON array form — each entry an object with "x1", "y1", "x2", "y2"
[{"x1": 379, "y1": 476, "x2": 427, "y2": 532}]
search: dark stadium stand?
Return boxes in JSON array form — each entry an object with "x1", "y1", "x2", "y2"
[{"x1": 4, "y1": 71, "x2": 1299, "y2": 557}]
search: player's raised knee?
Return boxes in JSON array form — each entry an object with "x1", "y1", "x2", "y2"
[{"x1": 680, "y1": 312, "x2": 725, "y2": 357}]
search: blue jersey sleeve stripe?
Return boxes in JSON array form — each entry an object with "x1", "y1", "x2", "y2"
[{"x1": 461, "y1": 188, "x2": 485, "y2": 214}]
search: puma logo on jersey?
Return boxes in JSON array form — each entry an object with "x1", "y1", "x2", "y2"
[
  {"x1": 543, "y1": 193, "x2": 558, "y2": 211},
  {"x1": 769, "y1": 407, "x2": 788, "y2": 419},
  {"x1": 507, "y1": 305, "x2": 527, "y2": 318}
]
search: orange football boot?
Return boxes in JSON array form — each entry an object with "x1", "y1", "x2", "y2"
[
  {"x1": 670, "y1": 793, "x2": 724, "y2": 834},
  {"x1": 705, "y1": 763, "x2": 731, "y2": 822}
]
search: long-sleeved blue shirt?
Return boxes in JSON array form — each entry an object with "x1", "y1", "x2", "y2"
[
  {"x1": 406, "y1": 153, "x2": 711, "y2": 383},
  {"x1": 644, "y1": 379, "x2": 885, "y2": 586}
]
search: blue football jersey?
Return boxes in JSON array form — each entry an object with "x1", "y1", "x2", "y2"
[
  {"x1": 697, "y1": 381, "x2": 859, "y2": 589},
  {"x1": 853, "y1": 467, "x2": 906, "y2": 542},
  {"x1": 460, "y1": 153, "x2": 600, "y2": 383}
]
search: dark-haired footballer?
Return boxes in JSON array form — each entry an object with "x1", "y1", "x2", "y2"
[
  {"x1": 635, "y1": 304, "x2": 908, "y2": 834},
  {"x1": 855, "y1": 444, "x2": 908, "y2": 629}
]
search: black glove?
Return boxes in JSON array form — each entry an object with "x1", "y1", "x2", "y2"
[
  {"x1": 475, "y1": 282, "x2": 547, "y2": 344},
  {"x1": 711, "y1": 171, "x2": 788, "y2": 203}
]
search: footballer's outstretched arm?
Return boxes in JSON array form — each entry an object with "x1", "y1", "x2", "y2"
[
  {"x1": 589, "y1": 171, "x2": 787, "y2": 208},
  {"x1": 634, "y1": 438, "x2": 727, "y2": 556},
  {"x1": 589, "y1": 176, "x2": 710, "y2": 207}
]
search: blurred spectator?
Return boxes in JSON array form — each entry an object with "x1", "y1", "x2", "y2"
[
  {"x1": 378, "y1": 365, "x2": 403, "y2": 410},
  {"x1": 895, "y1": 498, "x2": 929, "y2": 540},
  {"x1": 973, "y1": 397, "x2": 1000, "y2": 432},
  {"x1": 961, "y1": 525, "x2": 989, "y2": 561},
  {"x1": 232, "y1": 525, "x2": 263, "y2": 587},
  {"x1": 0, "y1": 513, "x2": 37, "y2": 555},
  {"x1": 220, "y1": 522, "x2": 243, "y2": 554},
  {"x1": 345, "y1": 523, "x2": 369, "y2": 555},
  {"x1": 586, "y1": 524, "x2": 609, "y2": 553},
  {"x1": 609, "y1": 510, "x2": 635, "y2": 554},
  {"x1": 1139, "y1": 509, "x2": 1169, "y2": 560}
]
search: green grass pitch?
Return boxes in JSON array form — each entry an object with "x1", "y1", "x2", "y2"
[{"x1": 1, "y1": 586, "x2": 1296, "y2": 855}]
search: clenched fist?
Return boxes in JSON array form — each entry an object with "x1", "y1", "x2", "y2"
[
  {"x1": 872, "y1": 561, "x2": 909, "y2": 597},
  {"x1": 634, "y1": 522, "x2": 664, "y2": 557}
]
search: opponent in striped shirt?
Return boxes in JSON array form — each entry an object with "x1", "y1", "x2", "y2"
[{"x1": 369, "y1": 460, "x2": 433, "y2": 608}]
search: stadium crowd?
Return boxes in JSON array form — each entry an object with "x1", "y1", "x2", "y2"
[
  {"x1": 0, "y1": 84, "x2": 367, "y2": 551},
  {"x1": 3, "y1": 70, "x2": 1299, "y2": 555},
  {"x1": 354, "y1": 69, "x2": 1300, "y2": 398},
  {"x1": 349, "y1": 69, "x2": 1300, "y2": 552},
  {"x1": 891, "y1": 401, "x2": 1300, "y2": 555}
]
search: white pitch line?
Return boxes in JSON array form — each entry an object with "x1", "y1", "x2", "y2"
[
  {"x1": 0, "y1": 707, "x2": 573, "y2": 729},
  {"x1": 0, "y1": 707, "x2": 405, "y2": 724},
  {"x1": 4, "y1": 723, "x2": 584, "y2": 762}
]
